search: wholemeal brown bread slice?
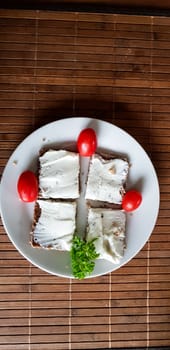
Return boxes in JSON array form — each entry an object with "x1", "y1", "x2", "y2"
[
  {"x1": 31, "y1": 199, "x2": 77, "y2": 250},
  {"x1": 86, "y1": 207, "x2": 126, "y2": 264},
  {"x1": 85, "y1": 153, "x2": 129, "y2": 206},
  {"x1": 38, "y1": 149, "x2": 80, "y2": 200}
]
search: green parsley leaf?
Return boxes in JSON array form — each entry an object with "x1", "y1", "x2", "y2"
[{"x1": 71, "y1": 235, "x2": 100, "y2": 279}]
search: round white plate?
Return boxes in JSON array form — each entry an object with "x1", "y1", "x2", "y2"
[{"x1": 0, "y1": 118, "x2": 160, "y2": 278}]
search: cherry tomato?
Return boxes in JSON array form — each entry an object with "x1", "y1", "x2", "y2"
[
  {"x1": 77, "y1": 128, "x2": 97, "y2": 157},
  {"x1": 17, "y1": 170, "x2": 38, "y2": 202},
  {"x1": 122, "y1": 190, "x2": 142, "y2": 212}
]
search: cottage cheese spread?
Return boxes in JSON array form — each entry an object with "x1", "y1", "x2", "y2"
[
  {"x1": 39, "y1": 150, "x2": 79, "y2": 199},
  {"x1": 33, "y1": 200, "x2": 76, "y2": 250},
  {"x1": 87, "y1": 208, "x2": 126, "y2": 263},
  {"x1": 85, "y1": 154, "x2": 129, "y2": 204}
]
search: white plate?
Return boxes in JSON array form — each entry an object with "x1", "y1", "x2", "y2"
[{"x1": 0, "y1": 118, "x2": 160, "y2": 278}]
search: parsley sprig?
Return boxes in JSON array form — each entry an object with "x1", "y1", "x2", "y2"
[{"x1": 71, "y1": 235, "x2": 99, "y2": 279}]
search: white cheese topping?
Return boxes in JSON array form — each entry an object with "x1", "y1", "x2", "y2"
[
  {"x1": 33, "y1": 200, "x2": 76, "y2": 250},
  {"x1": 39, "y1": 150, "x2": 80, "y2": 199},
  {"x1": 87, "y1": 208, "x2": 126, "y2": 264},
  {"x1": 85, "y1": 154, "x2": 129, "y2": 204}
]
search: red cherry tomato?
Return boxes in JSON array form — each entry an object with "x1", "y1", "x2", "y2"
[
  {"x1": 17, "y1": 170, "x2": 38, "y2": 202},
  {"x1": 122, "y1": 190, "x2": 142, "y2": 212},
  {"x1": 77, "y1": 128, "x2": 97, "y2": 157}
]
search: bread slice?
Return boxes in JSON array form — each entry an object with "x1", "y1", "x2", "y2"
[
  {"x1": 86, "y1": 207, "x2": 126, "y2": 264},
  {"x1": 31, "y1": 200, "x2": 76, "y2": 250},
  {"x1": 38, "y1": 149, "x2": 80, "y2": 199},
  {"x1": 85, "y1": 153, "x2": 129, "y2": 205}
]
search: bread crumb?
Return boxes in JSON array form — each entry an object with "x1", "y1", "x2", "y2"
[{"x1": 109, "y1": 165, "x2": 116, "y2": 174}]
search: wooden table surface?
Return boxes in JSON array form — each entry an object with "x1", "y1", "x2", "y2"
[
  {"x1": 2, "y1": 0, "x2": 170, "y2": 12},
  {"x1": 0, "y1": 8, "x2": 170, "y2": 350}
]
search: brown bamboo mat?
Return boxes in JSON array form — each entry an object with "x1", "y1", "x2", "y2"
[{"x1": 0, "y1": 8, "x2": 170, "y2": 350}]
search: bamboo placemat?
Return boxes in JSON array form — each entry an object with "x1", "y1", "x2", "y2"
[{"x1": 0, "y1": 8, "x2": 170, "y2": 350}]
